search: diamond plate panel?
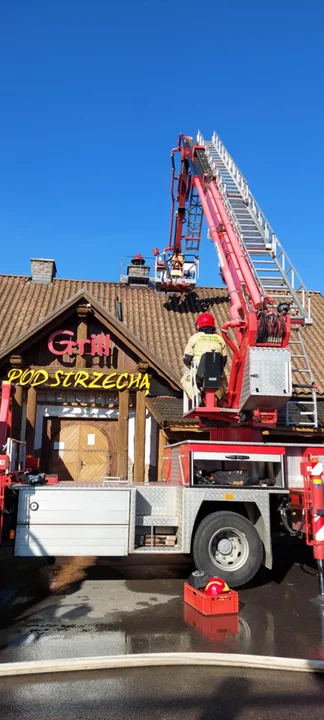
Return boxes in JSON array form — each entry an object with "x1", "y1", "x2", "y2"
[
  {"x1": 135, "y1": 486, "x2": 177, "y2": 516},
  {"x1": 240, "y1": 347, "x2": 291, "y2": 410},
  {"x1": 182, "y1": 487, "x2": 275, "y2": 567},
  {"x1": 136, "y1": 516, "x2": 179, "y2": 526},
  {"x1": 129, "y1": 486, "x2": 184, "y2": 553},
  {"x1": 133, "y1": 547, "x2": 181, "y2": 554},
  {"x1": 176, "y1": 487, "x2": 184, "y2": 551},
  {"x1": 171, "y1": 446, "x2": 180, "y2": 484}
]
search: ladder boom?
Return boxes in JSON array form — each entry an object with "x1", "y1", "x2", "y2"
[
  {"x1": 154, "y1": 131, "x2": 317, "y2": 429},
  {"x1": 198, "y1": 130, "x2": 311, "y2": 323}
]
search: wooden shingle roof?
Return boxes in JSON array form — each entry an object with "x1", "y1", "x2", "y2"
[{"x1": 0, "y1": 274, "x2": 323, "y2": 395}]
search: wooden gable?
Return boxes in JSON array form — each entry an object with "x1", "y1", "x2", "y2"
[
  {"x1": 22, "y1": 311, "x2": 140, "y2": 373},
  {"x1": 0, "y1": 292, "x2": 180, "y2": 392}
]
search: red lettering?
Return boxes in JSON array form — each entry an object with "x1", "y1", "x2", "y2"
[
  {"x1": 48, "y1": 331, "x2": 110, "y2": 356},
  {"x1": 90, "y1": 334, "x2": 96, "y2": 356},
  {"x1": 105, "y1": 334, "x2": 110, "y2": 356},
  {"x1": 77, "y1": 339, "x2": 91, "y2": 355},
  {"x1": 48, "y1": 330, "x2": 76, "y2": 356}
]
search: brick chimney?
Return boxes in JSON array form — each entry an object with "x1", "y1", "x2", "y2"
[
  {"x1": 30, "y1": 258, "x2": 57, "y2": 283},
  {"x1": 125, "y1": 254, "x2": 150, "y2": 286}
]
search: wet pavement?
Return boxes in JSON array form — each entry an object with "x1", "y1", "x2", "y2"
[
  {"x1": 1, "y1": 538, "x2": 324, "y2": 663},
  {"x1": 1, "y1": 666, "x2": 324, "y2": 719}
]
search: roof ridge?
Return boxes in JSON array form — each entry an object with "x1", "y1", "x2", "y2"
[{"x1": 0, "y1": 274, "x2": 322, "y2": 295}]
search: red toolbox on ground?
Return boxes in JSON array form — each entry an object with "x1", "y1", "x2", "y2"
[{"x1": 184, "y1": 582, "x2": 239, "y2": 616}]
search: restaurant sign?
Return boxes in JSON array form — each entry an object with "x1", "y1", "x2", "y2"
[
  {"x1": 6, "y1": 368, "x2": 151, "y2": 394},
  {"x1": 48, "y1": 330, "x2": 110, "y2": 356}
]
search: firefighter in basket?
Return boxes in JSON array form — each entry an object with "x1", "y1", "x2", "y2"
[
  {"x1": 181, "y1": 313, "x2": 228, "y2": 404},
  {"x1": 170, "y1": 252, "x2": 185, "y2": 282}
]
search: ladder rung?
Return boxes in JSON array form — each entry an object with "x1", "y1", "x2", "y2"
[
  {"x1": 289, "y1": 422, "x2": 316, "y2": 426},
  {"x1": 292, "y1": 383, "x2": 315, "y2": 388},
  {"x1": 259, "y1": 279, "x2": 287, "y2": 285},
  {"x1": 288, "y1": 400, "x2": 314, "y2": 412}
]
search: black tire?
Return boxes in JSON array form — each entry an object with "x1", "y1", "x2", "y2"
[{"x1": 192, "y1": 510, "x2": 263, "y2": 588}]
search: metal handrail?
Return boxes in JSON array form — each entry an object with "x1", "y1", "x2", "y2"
[{"x1": 197, "y1": 130, "x2": 311, "y2": 322}]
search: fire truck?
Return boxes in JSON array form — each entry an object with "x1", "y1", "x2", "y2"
[{"x1": 1, "y1": 131, "x2": 324, "y2": 592}]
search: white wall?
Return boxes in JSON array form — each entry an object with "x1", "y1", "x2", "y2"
[{"x1": 127, "y1": 409, "x2": 135, "y2": 481}]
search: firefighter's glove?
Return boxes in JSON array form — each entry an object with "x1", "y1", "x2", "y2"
[{"x1": 183, "y1": 354, "x2": 193, "y2": 367}]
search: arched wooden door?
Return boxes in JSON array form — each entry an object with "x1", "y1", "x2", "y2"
[{"x1": 50, "y1": 419, "x2": 117, "y2": 482}]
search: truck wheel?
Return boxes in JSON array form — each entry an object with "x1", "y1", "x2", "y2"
[{"x1": 192, "y1": 511, "x2": 263, "y2": 588}]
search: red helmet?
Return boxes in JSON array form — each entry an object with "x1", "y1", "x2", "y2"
[
  {"x1": 196, "y1": 313, "x2": 215, "y2": 330},
  {"x1": 204, "y1": 577, "x2": 229, "y2": 595}
]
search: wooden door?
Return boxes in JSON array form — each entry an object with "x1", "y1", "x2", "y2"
[
  {"x1": 51, "y1": 420, "x2": 80, "y2": 481},
  {"x1": 50, "y1": 419, "x2": 118, "y2": 482},
  {"x1": 79, "y1": 422, "x2": 109, "y2": 482}
]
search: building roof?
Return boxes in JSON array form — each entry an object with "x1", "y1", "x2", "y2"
[
  {"x1": 147, "y1": 396, "x2": 324, "y2": 430},
  {"x1": 0, "y1": 273, "x2": 323, "y2": 395},
  {"x1": 0, "y1": 287, "x2": 180, "y2": 391},
  {"x1": 146, "y1": 396, "x2": 196, "y2": 426}
]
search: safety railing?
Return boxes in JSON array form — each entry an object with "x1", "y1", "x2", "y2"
[
  {"x1": 154, "y1": 254, "x2": 199, "y2": 290},
  {"x1": 197, "y1": 130, "x2": 312, "y2": 323},
  {"x1": 183, "y1": 361, "x2": 200, "y2": 415}
]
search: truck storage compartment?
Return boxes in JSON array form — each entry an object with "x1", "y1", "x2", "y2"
[
  {"x1": 192, "y1": 450, "x2": 284, "y2": 488},
  {"x1": 133, "y1": 485, "x2": 181, "y2": 551},
  {"x1": 15, "y1": 524, "x2": 129, "y2": 557},
  {"x1": 14, "y1": 486, "x2": 130, "y2": 557}
]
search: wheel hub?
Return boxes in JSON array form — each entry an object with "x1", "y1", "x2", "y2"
[
  {"x1": 217, "y1": 538, "x2": 232, "y2": 555},
  {"x1": 208, "y1": 527, "x2": 249, "y2": 572}
]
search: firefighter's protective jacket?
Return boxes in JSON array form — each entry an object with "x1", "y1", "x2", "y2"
[{"x1": 183, "y1": 331, "x2": 227, "y2": 367}]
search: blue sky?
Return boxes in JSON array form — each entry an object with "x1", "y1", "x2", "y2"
[{"x1": 1, "y1": 0, "x2": 323, "y2": 291}]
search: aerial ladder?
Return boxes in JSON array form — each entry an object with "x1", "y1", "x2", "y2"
[{"x1": 153, "y1": 132, "x2": 317, "y2": 430}]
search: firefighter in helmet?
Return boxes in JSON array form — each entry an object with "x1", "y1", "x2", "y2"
[
  {"x1": 170, "y1": 252, "x2": 185, "y2": 281},
  {"x1": 181, "y1": 313, "x2": 227, "y2": 402}
]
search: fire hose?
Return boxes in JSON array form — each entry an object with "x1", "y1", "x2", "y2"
[{"x1": 0, "y1": 652, "x2": 324, "y2": 677}]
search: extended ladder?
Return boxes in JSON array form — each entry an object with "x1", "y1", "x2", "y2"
[
  {"x1": 286, "y1": 327, "x2": 317, "y2": 427},
  {"x1": 197, "y1": 131, "x2": 317, "y2": 427}
]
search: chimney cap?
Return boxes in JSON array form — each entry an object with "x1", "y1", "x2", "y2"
[{"x1": 131, "y1": 253, "x2": 145, "y2": 266}]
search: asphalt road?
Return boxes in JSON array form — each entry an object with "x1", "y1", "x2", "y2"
[
  {"x1": 1, "y1": 666, "x2": 324, "y2": 719},
  {"x1": 1, "y1": 540, "x2": 324, "y2": 663}
]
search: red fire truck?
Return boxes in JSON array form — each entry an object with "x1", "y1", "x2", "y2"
[{"x1": 1, "y1": 131, "x2": 323, "y2": 593}]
